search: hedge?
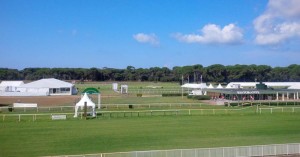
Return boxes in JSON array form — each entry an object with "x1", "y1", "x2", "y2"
[
  {"x1": 162, "y1": 93, "x2": 188, "y2": 97},
  {"x1": 187, "y1": 95, "x2": 211, "y2": 100},
  {"x1": 225, "y1": 101, "x2": 300, "y2": 107}
]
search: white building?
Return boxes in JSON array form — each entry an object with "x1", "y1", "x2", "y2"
[
  {"x1": 226, "y1": 82, "x2": 300, "y2": 89},
  {"x1": 0, "y1": 78, "x2": 77, "y2": 96}
]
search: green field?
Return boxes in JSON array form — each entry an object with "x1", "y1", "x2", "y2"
[
  {"x1": 75, "y1": 81, "x2": 184, "y2": 96},
  {"x1": 1, "y1": 111, "x2": 300, "y2": 157},
  {"x1": 1, "y1": 82, "x2": 300, "y2": 157}
]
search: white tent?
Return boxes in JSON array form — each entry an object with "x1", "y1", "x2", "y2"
[
  {"x1": 0, "y1": 81, "x2": 24, "y2": 92},
  {"x1": 207, "y1": 83, "x2": 214, "y2": 89},
  {"x1": 18, "y1": 78, "x2": 77, "y2": 96},
  {"x1": 181, "y1": 83, "x2": 207, "y2": 89},
  {"x1": 216, "y1": 84, "x2": 223, "y2": 89},
  {"x1": 74, "y1": 93, "x2": 96, "y2": 118}
]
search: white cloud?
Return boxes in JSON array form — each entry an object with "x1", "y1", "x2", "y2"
[
  {"x1": 253, "y1": 0, "x2": 300, "y2": 45},
  {"x1": 174, "y1": 23, "x2": 243, "y2": 45},
  {"x1": 133, "y1": 33, "x2": 159, "y2": 45}
]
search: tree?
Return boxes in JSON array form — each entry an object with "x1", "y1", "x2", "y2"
[
  {"x1": 269, "y1": 67, "x2": 289, "y2": 81},
  {"x1": 205, "y1": 64, "x2": 226, "y2": 83},
  {"x1": 288, "y1": 64, "x2": 300, "y2": 81}
]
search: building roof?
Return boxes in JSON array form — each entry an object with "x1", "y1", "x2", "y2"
[
  {"x1": 205, "y1": 88, "x2": 300, "y2": 95},
  {"x1": 226, "y1": 82, "x2": 300, "y2": 89},
  {"x1": 19, "y1": 78, "x2": 73, "y2": 88}
]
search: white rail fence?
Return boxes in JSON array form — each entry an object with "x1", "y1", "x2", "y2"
[
  {"x1": 55, "y1": 143, "x2": 300, "y2": 157},
  {"x1": 259, "y1": 107, "x2": 300, "y2": 114}
]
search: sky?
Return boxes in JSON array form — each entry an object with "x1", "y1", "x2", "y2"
[{"x1": 1, "y1": 0, "x2": 300, "y2": 69}]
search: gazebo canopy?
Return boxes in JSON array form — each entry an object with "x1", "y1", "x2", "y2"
[
  {"x1": 74, "y1": 93, "x2": 96, "y2": 117},
  {"x1": 82, "y1": 87, "x2": 100, "y2": 94}
]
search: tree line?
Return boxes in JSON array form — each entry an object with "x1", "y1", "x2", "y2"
[{"x1": 0, "y1": 64, "x2": 300, "y2": 83}]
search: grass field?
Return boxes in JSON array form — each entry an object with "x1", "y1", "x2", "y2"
[
  {"x1": 1, "y1": 111, "x2": 300, "y2": 157},
  {"x1": 1, "y1": 82, "x2": 300, "y2": 157}
]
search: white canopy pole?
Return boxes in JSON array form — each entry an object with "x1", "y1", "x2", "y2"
[{"x1": 98, "y1": 93, "x2": 101, "y2": 109}]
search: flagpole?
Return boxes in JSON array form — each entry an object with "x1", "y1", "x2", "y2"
[{"x1": 182, "y1": 75, "x2": 183, "y2": 99}]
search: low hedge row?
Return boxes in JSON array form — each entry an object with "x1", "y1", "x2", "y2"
[
  {"x1": 137, "y1": 94, "x2": 142, "y2": 97},
  {"x1": 187, "y1": 95, "x2": 211, "y2": 100},
  {"x1": 225, "y1": 101, "x2": 300, "y2": 106},
  {"x1": 162, "y1": 93, "x2": 188, "y2": 97}
]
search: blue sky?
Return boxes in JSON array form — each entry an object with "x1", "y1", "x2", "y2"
[{"x1": 1, "y1": 0, "x2": 300, "y2": 69}]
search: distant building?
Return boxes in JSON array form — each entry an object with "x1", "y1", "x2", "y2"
[
  {"x1": 0, "y1": 78, "x2": 77, "y2": 96},
  {"x1": 206, "y1": 82, "x2": 300, "y2": 101},
  {"x1": 182, "y1": 82, "x2": 300, "y2": 101}
]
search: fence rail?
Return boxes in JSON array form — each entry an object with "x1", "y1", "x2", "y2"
[
  {"x1": 51, "y1": 143, "x2": 300, "y2": 157},
  {"x1": 0, "y1": 103, "x2": 205, "y2": 113},
  {"x1": 259, "y1": 107, "x2": 300, "y2": 114},
  {"x1": 2, "y1": 106, "x2": 300, "y2": 122}
]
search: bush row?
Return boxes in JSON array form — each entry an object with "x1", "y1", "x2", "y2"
[
  {"x1": 162, "y1": 93, "x2": 188, "y2": 97},
  {"x1": 226, "y1": 101, "x2": 300, "y2": 106},
  {"x1": 187, "y1": 95, "x2": 211, "y2": 100}
]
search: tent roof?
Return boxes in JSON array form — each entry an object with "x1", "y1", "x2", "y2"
[
  {"x1": 216, "y1": 84, "x2": 223, "y2": 89},
  {"x1": 207, "y1": 84, "x2": 214, "y2": 89},
  {"x1": 19, "y1": 78, "x2": 73, "y2": 88},
  {"x1": 75, "y1": 93, "x2": 95, "y2": 107},
  {"x1": 0, "y1": 81, "x2": 24, "y2": 87}
]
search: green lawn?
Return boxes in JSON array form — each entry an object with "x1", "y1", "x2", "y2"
[
  {"x1": 75, "y1": 81, "x2": 184, "y2": 96},
  {"x1": 1, "y1": 81, "x2": 300, "y2": 156},
  {"x1": 1, "y1": 113, "x2": 300, "y2": 157}
]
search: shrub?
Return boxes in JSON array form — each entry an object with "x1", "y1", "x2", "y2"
[
  {"x1": 8, "y1": 107, "x2": 13, "y2": 112},
  {"x1": 137, "y1": 94, "x2": 142, "y2": 97}
]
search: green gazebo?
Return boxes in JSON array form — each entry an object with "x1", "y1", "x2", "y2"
[{"x1": 82, "y1": 88, "x2": 101, "y2": 109}]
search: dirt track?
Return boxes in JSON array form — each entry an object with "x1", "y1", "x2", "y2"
[{"x1": 0, "y1": 95, "x2": 81, "y2": 106}]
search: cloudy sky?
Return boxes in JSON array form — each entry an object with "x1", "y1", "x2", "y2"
[{"x1": 1, "y1": 0, "x2": 300, "y2": 69}]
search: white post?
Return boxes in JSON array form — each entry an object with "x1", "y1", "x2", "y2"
[
  {"x1": 282, "y1": 93, "x2": 285, "y2": 101},
  {"x1": 294, "y1": 93, "x2": 296, "y2": 100},
  {"x1": 223, "y1": 148, "x2": 224, "y2": 157},
  {"x1": 181, "y1": 149, "x2": 183, "y2": 157},
  {"x1": 297, "y1": 92, "x2": 299, "y2": 100},
  {"x1": 276, "y1": 92, "x2": 279, "y2": 100},
  {"x1": 260, "y1": 108, "x2": 261, "y2": 114},
  {"x1": 287, "y1": 92, "x2": 289, "y2": 100},
  {"x1": 98, "y1": 93, "x2": 101, "y2": 109},
  {"x1": 249, "y1": 146, "x2": 251, "y2": 157}
]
